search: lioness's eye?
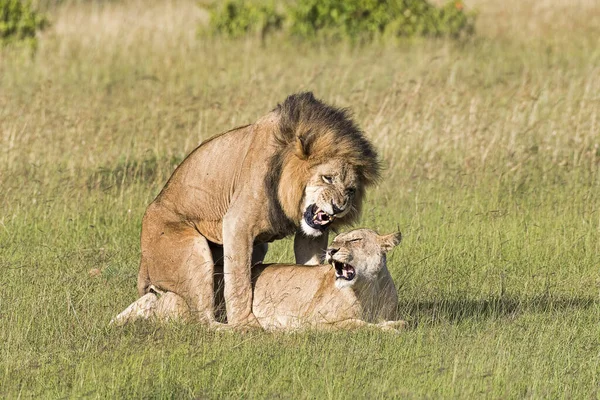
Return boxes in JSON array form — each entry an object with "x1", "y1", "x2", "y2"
[{"x1": 322, "y1": 175, "x2": 333, "y2": 184}]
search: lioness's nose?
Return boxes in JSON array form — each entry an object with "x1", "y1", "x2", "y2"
[{"x1": 327, "y1": 248, "x2": 338, "y2": 257}]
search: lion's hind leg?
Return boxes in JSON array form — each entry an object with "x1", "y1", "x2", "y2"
[{"x1": 139, "y1": 204, "x2": 218, "y2": 326}]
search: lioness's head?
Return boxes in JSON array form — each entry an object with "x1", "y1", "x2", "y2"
[
  {"x1": 325, "y1": 229, "x2": 402, "y2": 289},
  {"x1": 268, "y1": 92, "x2": 381, "y2": 237}
]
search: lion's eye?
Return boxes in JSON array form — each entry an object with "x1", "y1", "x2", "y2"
[{"x1": 322, "y1": 175, "x2": 333, "y2": 184}]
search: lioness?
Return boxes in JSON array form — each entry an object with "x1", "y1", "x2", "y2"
[
  {"x1": 113, "y1": 229, "x2": 405, "y2": 332},
  {"x1": 137, "y1": 92, "x2": 380, "y2": 328}
]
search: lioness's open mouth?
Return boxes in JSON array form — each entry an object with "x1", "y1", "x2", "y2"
[
  {"x1": 333, "y1": 261, "x2": 356, "y2": 281},
  {"x1": 303, "y1": 204, "x2": 335, "y2": 230}
]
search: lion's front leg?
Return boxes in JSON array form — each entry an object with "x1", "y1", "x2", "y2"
[
  {"x1": 222, "y1": 218, "x2": 261, "y2": 329},
  {"x1": 294, "y1": 231, "x2": 329, "y2": 265}
]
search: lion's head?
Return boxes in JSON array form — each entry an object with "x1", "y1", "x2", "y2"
[
  {"x1": 325, "y1": 228, "x2": 402, "y2": 289},
  {"x1": 266, "y1": 92, "x2": 381, "y2": 237}
]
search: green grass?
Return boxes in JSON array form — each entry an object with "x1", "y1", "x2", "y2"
[{"x1": 1, "y1": 0, "x2": 599, "y2": 398}]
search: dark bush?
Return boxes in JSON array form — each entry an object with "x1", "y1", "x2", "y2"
[
  {"x1": 289, "y1": 0, "x2": 474, "y2": 40},
  {"x1": 0, "y1": 0, "x2": 48, "y2": 48},
  {"x1": 208, "y1": 0, "x2": 284, "y2": 38},
  {"x1": 288, "y1": 0, "x2": 390, "y2": 40}
]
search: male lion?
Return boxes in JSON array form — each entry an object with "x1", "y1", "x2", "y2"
[
  {"x1": 113, "y1": 229, "x2": 405, "y2": 332},
  {"x1": 137, "y1": 92, "x2": 380, "y2": 328}
]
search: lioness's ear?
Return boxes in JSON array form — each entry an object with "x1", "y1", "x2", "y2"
[{"x1": 379, "y1": 232, "x2": 402, "y2": 253}]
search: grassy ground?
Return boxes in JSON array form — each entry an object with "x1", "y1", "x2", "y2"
[{"x1": 1, "y1": 0, "x2": 599, "y2": 398}]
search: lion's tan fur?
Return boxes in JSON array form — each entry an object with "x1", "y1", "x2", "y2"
[
  {"x1": 114, "y1": 229, "x2": 404, "y2": 332},
  {"x1": 136, "y1": 92, "x2": 380, "y2": 327}
]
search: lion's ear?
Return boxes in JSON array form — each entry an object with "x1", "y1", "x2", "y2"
[
  {"x1": 379, "y1": 232, "x2": 402, "y2": 253},
  {"x1": 294, "y1": 136, "x2": 309, "y2": 160}
]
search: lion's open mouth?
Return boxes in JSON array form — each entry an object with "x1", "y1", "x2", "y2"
[
  {"x1": 303, "y1": 204, "x2": 334, "y2": 230},
  {"x1": 333, "y1": 261, "x2": 356, "y2": 281}
]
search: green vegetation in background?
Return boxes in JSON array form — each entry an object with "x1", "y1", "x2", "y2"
[
  {"x1": 0, "y1": 0, "x2": 48, "y2": 49},
  {"x1": 208, "y1": 0, "x2": 283, "y2": 38},
  {"x1": 208, "y1": 0, "x2": 475, "y2": 40},
  {"x1": 289, "y1": 0, "x2": 474, "y2": 40}
]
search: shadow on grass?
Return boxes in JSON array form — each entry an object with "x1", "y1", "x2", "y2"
[{"x1": 398, "y1": 295, "x2": 598, "y2": 325}]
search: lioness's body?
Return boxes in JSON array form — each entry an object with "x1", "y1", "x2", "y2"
[
  {"x1": 138, "y1": 93, "x2": 380, "y2": 327},
  {"x1": 252, "y1": 263, "x2": 398, "y2": 331},
  {"x1": 117, "y1": 229, "x2": 404, "y2": 331}
]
